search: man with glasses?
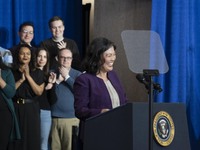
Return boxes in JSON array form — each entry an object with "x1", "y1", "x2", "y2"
[
  {"x1": 40, "y1": 16, "x2": 82, "y2": 71},
  {"x1": 9, "y1": 21, "x2": 36, "y2": 57},
  {"x1": 49, "y1": 48, "x2": 81, "y2": 150}
]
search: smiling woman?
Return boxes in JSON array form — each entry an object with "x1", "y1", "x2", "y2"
[
  {"x1": 11, "y1": 44, "x2": 45, "y2": 150},
  {"x1": 73, "y1": 37, "x2": 128, "y2": 149},
  {"x1": 35, "y1": 47, "x2": 57, "y2": 150}
]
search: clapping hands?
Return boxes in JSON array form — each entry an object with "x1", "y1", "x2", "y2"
[
  {"x1": 59, "y1": 66, "x2": 69, "y2": 78},
  {"x1": 48, "y1": 72, "x2": 57, "y2": 83}
]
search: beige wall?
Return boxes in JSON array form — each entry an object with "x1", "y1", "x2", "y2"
[{"x1": 92, "y1": 0, "x2": 152, "y2": 102}]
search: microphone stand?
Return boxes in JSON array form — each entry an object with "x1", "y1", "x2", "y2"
[
  {"x1": 143, "y1": 69, "x2": 159, "y2": 150},
  {"x1": 148, "y1": 76, "x2": 154, "y2": 150}
]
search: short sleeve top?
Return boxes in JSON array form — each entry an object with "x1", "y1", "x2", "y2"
[{"x1": 12, "y1": 68, "x2": 44, "y2": 101}]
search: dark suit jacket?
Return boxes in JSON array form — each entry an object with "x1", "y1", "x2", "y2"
[
  {"x1": 74, "y1": 70, "x2": 128, "y2": 144},
  {"x1": 74, "y1": 70, "x2": 127, "y2": 120}
]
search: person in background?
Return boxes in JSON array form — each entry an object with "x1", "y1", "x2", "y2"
[
  {"x1": 9, "y1": 21, "x2": 36, "y2": 56},
  {"x1": 0, "y1": 47, "x2": 13, "y2": 67},
  {"x1": 11, "y1": 44, "x2": 45, "y2": 150},
  {"x1": 39, "y1": 16, "x2": 82, "y2": 71},
  {"x1": 35, "y1": 48, "x2": 57, "y2": 150},
  {"x1": 49, "y1": 48, "x2": 81, "y2": 150},
  {"x1": 73, "y1": 37, "x2": 128, "y2": 149},
  {"x1": 0, "y1": 54, "x2": 21, "y2": 150}
]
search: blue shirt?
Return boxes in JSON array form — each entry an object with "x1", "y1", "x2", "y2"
[{"x1": 51, "y1": 68, "x2": 82, "y2": 118}]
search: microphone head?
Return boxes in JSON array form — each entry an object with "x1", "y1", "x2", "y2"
[
  {"x1": 136, "y1": 74, "x2": 145, "y2": 83},
  {"x1": 136, "y1": 74, "x2": 163, "y2": 94}
]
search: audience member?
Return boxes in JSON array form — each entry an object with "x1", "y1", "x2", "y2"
[
  {"x1": 0, "y1": 55, "x2": 21, "y2": 150},
  {"x1": 40, "y1": 16, "x2": 82, "y2": 71},
  {"x1": 0, "y1": 47, "x2": 13, "y2": 67},
  {"x1": 35, "y1": 48, "x2": 57, "y2": 150},
  {"x1": 9, "y1": 21, "x2": 37, "y2": 56},
  {"x1": 49, "y1": 48, "x2": 81, "y2": 150},
  {"x1": 11, "y1": 44, "x2": 45, "y2": 150},
  {"x1": 74, "y1": 37, "x2": 128, "y2": 149}
]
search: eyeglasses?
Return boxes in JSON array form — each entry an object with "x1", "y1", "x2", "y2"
[
  {"x1": 21, "y1": 30, "x2": 34, "y2": 35},
  {"x1": 60, "y1": 56, "x2": 72, "y2": 61}
]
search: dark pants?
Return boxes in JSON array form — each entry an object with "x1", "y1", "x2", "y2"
[{"x1": 0, "y1": 103, "x2": 12, "y2": 150}]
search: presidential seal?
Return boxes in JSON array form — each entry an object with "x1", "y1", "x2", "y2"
[{"x1": 153, "y1": 111, "x2": 175, "y2": 146}]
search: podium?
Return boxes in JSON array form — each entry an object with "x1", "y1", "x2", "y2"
[{"x1": 83, "y1": 102, "x2": 191, "y2": 150}]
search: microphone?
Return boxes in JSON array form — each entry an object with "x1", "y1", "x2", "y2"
[
  {"x1": 136, "y1": 74, "x2": 149, "y2": 89},
  {"x1": 136, "y1": 74, "x2": 163, "y2": 93}
]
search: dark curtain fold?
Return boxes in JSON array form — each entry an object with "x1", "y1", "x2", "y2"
[
  {"x1": 82, "y1": 3, "x2": 91, "y2": 58},
  {"x1": 0, "y1": 0, "x2": 82, "y2": 55},
  {"x1": 151, "y1": 0, "x2": 200, "y2": 149}
]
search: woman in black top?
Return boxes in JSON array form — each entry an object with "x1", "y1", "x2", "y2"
[
  {"x1": 12, "y1": 44, "x2": 45, "y2": 150},
  {"x1": 35, "y1": 47, "x2": 57, "y2": 150}
]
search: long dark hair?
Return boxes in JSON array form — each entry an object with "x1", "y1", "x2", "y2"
[
  {"x1": 35, "y1": 47, "x2": 50, "y2": 76},
  {"x1": 12, "y1": 44, "x2": 36, "y2": 71},
  {"x1": 82, "y1": 37, "x2": 116, "y2": 74}
]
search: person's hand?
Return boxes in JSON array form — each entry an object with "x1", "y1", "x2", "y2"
[
  {"x1": 59, "y1": 66, "x2": 70, "y2": 78},
  {"x1": 57, "y1": 41, "x2": 67, "y2": 49},
  {"x1": 48, "y1": 72, "x2": 57, "y2": 83},
  {"x1": 18, "y1": 73, "x2": 25, "y2": 84},
  {"x1": 21, "y1": 73, "x2": 25, "y2": 81},
  {"x1": 0, "y1": 69, "x2": 4, "y2": 88},
  {"x1": 0, "y1": 68, "x2": 3, "y2": 81},
  {"x1": 101, "y1": 109, "x2": 110, "y2": 113},
  {"x1": 56, "y1": 74, "x2": 64, "y2": 83},
  {"x1": 45, "y1": 72, "x2": 56, "y2": 90},
  {"x1": 22, "y1": 65, "x2": 30, "y2": 77}
]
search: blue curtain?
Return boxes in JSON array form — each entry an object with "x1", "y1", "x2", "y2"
[
  {"x1": 151, "y1": 0, "x2": 200, "y2": 149},
  {"x1": 0, "y1": 0, "x2": 82, "y2": 54}
]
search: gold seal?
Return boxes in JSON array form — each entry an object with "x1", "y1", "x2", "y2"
[{"x1": 153, "y1": 111, "x2": 175, "y2": 146}]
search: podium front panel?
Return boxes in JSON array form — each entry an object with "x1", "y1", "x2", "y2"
[{"x1": 83, "y1": 102, "x2": 190, "y2": 150}]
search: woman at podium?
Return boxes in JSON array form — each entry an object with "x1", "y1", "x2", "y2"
[{"x1": 74, "y1": 37, "x2": 128, "y2": 149}]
